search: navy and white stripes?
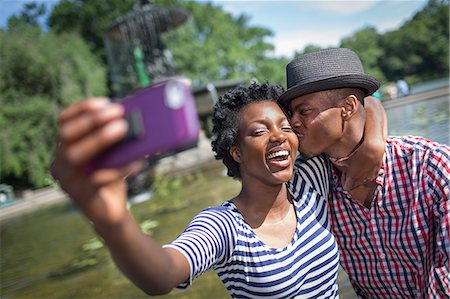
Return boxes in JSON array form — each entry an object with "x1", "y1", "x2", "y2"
[{"x1": 165, "y1": 155, "x2": 340, "y2": 298}]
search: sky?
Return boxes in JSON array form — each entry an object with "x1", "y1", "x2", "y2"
[{"x1": 0, "y1": 0, "x2": 428, "y2": 57}]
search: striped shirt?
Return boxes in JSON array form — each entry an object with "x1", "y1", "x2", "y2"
[
  {"x1": 329, "y1": 136, "x2": 450, "y2": 298},
  {"x1": 165, "y1": 156, "x2": 340, "y2": 298}
]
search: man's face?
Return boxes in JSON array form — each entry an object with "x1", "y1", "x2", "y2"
[{"x1": 288, "y1": 91, "x2": 344, "y2": 157}]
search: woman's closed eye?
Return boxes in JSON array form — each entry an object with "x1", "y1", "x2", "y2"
[{"x1": 251, "y1": 128, "x2": 268, "y2": 136}]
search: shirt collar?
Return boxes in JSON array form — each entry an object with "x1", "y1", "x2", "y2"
[{"x1": 331, "y1": 153, "x2": 386, "y2": 192}]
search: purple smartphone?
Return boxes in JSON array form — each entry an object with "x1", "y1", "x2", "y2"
[{"x1": 87, "y1": 77, "x2": 200, "y2": 172}]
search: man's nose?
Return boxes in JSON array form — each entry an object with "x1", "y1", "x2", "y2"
[{"x1": 290, "y1": 115, "x2": 302, "y2": 130}]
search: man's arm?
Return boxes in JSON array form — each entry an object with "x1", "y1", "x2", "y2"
[{"x1": 342, "y1": 96, "x2": 387, "y2": 190}]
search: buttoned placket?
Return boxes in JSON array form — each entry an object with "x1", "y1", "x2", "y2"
[{"x1": 339, "y1": 168, "x2": 389, "y2": 276}]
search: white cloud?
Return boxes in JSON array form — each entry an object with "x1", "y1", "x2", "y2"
[
  {"x1": 201, "y1": 0, "x2": 427, "y2": 58},
  {"x1": 270, "y1": 28, "x2": 349, "y2": 57},
  {"x1": 308, "y1": 0, "x2": 378, "y2": 15}
]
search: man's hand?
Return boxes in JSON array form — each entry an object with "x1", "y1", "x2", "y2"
[{"x1": 342, "y1": 96, "x2": 387, "y2": 190}]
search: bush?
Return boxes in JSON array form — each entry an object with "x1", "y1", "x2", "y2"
[{"x1": 0, "y1": 26, "x2": 107, "y2": 188}]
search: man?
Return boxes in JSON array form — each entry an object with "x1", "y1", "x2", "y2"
[{"x1": 279, "y1": 48, "x2": 450, "y2": 298}]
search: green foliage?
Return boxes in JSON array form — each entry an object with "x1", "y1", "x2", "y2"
[
  {"x1": 6, "y1": 2, "x2": 47, "y2": 29},
  {"x1": 298, "y1": 45, "x2": 323, "y2": 55},
  {"x1": 379, "y1": 0, "x2": 449, "y2": 84},
  {"x1": 49, "y1": 0, "x2": 135, "y2": 60},
  {"x1": 301, "y1": 0, "x2": 449, "y2": 88},
  {"x1": 45, "y1": 0, "x2": 449, "y2": 89},
  {"x1": 151, "y1": 171, "x2": 206, "y2": 205},
  {"x1": 253, "y1": 56, "x2": 290, "y2": 86},
  {"x1": 0, "y1": 95, "x2": 56, "y2": 187},
  {"x1": 82, "y1": 238, "x2": 105, "y2": 251},
  {"x1": 0, "y1": 27, "x2": 107, "y2": 188},
  {"x1": 151, "y1": 173, "x2": 186, "y2": 204},
  {"x1": 140, "y1": 219, "x2": 159, "y2": 235},
  {"x1": 159, "y1": 0, "x2": 284, "y2": 85},
  {"x1": 340, "y1": 27, "x2": 387, "y2": 84},
  {"x1": 48, "y1": 0, "x2": 285, "y2": 86}
]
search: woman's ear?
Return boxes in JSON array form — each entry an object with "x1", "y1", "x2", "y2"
[
  {"x1": 341, "y1": 95, "x2": 358, "y2": 120},
  {"x1": 230, "y1": 145, "x2": 241, "y2": 163}
]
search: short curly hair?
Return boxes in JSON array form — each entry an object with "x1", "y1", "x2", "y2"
[{"x1": 211, "y1": 81, "x2": 285, "y2": 179}]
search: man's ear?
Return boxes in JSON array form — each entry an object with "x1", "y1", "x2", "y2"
[
  {"x1": 230, "y1": 145, "x2": 241, "y2": 163},
  {"x1": 341, "y1": 95, "x2": 358, "y2": 120}
]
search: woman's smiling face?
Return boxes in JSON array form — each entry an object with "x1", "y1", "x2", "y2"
[{"x1": 230, "y1": 101, "x2": 298, "y2": 185}]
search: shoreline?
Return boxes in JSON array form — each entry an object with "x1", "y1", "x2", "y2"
[
  {"x1": 381, "y1": 86, "x2": 448, "y2": 109},
  {"x1": 0, "y1": 136, "x2": 217, "y2": 222}
]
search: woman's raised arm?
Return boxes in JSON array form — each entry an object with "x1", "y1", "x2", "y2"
[{"x1": 51, "y1": 98, "x2": 190, "y2": 295}]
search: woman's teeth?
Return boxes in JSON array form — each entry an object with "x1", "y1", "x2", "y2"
[{"x1": 267, "y1": 150, "x2": 289, "y2": 160}]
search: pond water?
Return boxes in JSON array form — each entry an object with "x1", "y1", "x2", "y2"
[
  {"x1": 1, "y1": 95, "x2": 448, "y2": 299},
  {"x1": 1, "y1": 164, "x2": 234, "y2": 299},
  {"x1": 386, "y1": 95, "x2": 449, "y2": 145}
]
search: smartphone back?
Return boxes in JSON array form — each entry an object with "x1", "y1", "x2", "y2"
[{"x1": 89, "y1": 77, "x2": 200, "y2": 171}]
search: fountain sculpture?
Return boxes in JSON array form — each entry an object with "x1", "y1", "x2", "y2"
[
  {"x1": 104, "y1": 0, "x2": 189, "y2": 97},
  {"x1": 104, "y1": 0, "x2": 244, "y2": 137}
]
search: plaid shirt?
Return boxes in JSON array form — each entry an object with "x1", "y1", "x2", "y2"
[{"x1": 329, "y1": 136, "x2": 450, "y2": 298}]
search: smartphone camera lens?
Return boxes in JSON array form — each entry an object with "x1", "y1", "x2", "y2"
[{"x1": 165, "y1": 81, "x2": 185, "y2": 109}]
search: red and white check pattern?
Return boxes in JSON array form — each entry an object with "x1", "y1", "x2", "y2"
[{"x1": 329, "y1": 136, "x2": 450, "y2": 298}]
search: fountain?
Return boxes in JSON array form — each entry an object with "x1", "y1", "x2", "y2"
[
  {"x1": 104, "y1": 0, "x2": 244, "y2": 135},
  {"x1": 104, "y1": 0, "x2": 189, "y2": 96},
  {"x1": 103, "y1": 0, "x2": 244, "y2": 193}
]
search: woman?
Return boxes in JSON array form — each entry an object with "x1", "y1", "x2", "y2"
[{"x1": 52, "y1": 82, "x2": 381, "y2": 298}]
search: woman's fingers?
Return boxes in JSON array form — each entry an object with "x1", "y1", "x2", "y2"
[
  {"x1": 89, "y1": 161, "x2": 145, "y2": 187},
  {"x1": 64, "y1": 118, "x2": 128, "y2": 165},
  {"x1": 59, "y1": 101, "x2": 125, "y2": 144},
  {"x1": 56, "y1": 98, "x2": 129, "y2": 166},
  {"x1": 59, "y1": 97, "x2": 110, "y2": 123}
]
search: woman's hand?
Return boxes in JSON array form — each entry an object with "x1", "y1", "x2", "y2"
[{"x1": 51, "y1": 98, "x2": 143, "y2": 226}]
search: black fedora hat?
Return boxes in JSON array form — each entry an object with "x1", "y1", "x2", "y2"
[{"x1": 279, "y1": 48, "x2": 380, "y2": 106}]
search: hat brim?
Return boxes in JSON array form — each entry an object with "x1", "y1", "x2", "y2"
[{"x1": 279, "y1": 74, "x2": 380, "y2": 106}]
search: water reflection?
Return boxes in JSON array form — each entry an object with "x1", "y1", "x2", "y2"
[
  {"x1": 1, "y1": 166, "x2": 233, "y2": 299},
  {"x1": 386, "y1": 96, "x2": 449, "y2": 145}
]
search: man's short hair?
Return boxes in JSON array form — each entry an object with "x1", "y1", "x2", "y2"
[{"x1": 325, "y1": 88, "x2": 366, "y2": 106}]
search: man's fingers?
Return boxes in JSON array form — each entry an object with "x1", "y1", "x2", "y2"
[
  {"x1": 60, "y1": 103, "x2": 124, "y2": 143},
  {"x1": 65, "y1": 119, "x2": 128, "y2": 165}
]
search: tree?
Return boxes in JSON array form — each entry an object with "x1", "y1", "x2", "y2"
[
  {"x1": 0, "y1": 26, "x2": 107, "y2": 188},
  {"x1": 161, "y1": 0, "x2": 281, "y2": 85},
  {"x1": 340, "y1": 27, "x2": 386, "y2": 84},
  {"x1": 6, "y1": 2, "x2": 47, "y2": 29},
  {"x1": 48, "y1": 0, "x2": 285, "y2": 88},
  {"x1": 49, "y1": 0, "x2": 135, "y2": 60},
  {"x1": 380, "y1": 0, "x2": 449, "y2": 83},
  {"x1": 296, "y1": 44, "x2": 323, "y2": 56}
]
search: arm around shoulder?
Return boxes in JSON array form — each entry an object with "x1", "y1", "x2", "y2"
[{"x1": 343, "y1": 96, "x2": 387, "y2": 190}]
